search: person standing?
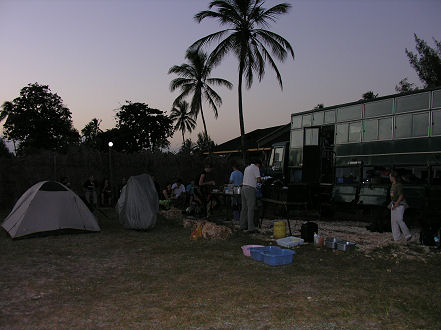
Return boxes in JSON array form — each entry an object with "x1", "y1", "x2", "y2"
[
  {"x1": 240, "y1": 159, "x2": 262, "y2": 233},
  {"x1": 83, "y1": 175, "x2": 98, "y2": 208},
  {"x1": 100, "y1": 178, "x2": 112, "y2": 207},
  {"x1": 229, "y1": 163, "x2": 243, "y2": 221},
  {"x1": 389, "y1": 170, "x2": 412, "y2": 242},
  {"x1": 229, "y1": 163, "x2": 243, "y2": 187},
  {"x1": 199, "y1": 163, "x2": 216, "y2": 216}
]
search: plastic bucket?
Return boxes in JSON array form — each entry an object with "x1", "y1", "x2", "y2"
[{"x1": 273, "y1": 221, "x2": 286, "y2": 239}]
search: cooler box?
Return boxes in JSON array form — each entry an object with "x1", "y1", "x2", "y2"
[{"x1": 301, "y1": 221, "x2": 318, "y2": 242}]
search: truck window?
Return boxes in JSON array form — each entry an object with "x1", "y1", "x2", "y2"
[
  {"x1": 363, "y1": 167, "x2": 390, "y2": 184},
  {"x1": 324, "y1": 110, "x2": 336, "y2": 123},
  {"x1": 396, "y1": 112, "x2": 429, "y2": 138},
  {"x1": 396, "y1": 92, "x2": 430, "y2": 113},
  {"x1": 312, "y1": 111, "x2": 324, "y2": 125},
  {"x1": 304, "y1": 128, "x2": 319, "y2": 146},
  {"x1": 291, "y1": 115, "x2": 302, "y2": 129},
  {"x1": 396, "y1": 166, "x2": 428, "y2": 184},
  {"x1": 433, "y1": 89, "x2": 441, "y2": 109},
  {"x1": 290, "y1": 129, "x2": 303, "y2": 148},
  {"x1": 432, "y1": 166, "x2": 441, "y2": 185},
  {"x1": 364, "y1": 98, "x2": 393, "y2": 118},
  {"x1": 336, "y1": 167, "x2": 360, "y2": 183},
  {"x1": 269, "y1": 147, "x2": 284, "y2": 169},
  {"x1": 432, "y1": 110, "x2": 441, "y2": 136},
  {"x1": 337, "y1": 104, "x2": 362, "y2": 122}
]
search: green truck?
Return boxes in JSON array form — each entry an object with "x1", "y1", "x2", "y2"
[{"x1": 265, "y1": 87, "x2": 441, "y2": 226}]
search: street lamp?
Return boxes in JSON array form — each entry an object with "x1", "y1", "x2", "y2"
[{"x1": 108, "y1": 142, "x2": 113, "y2": 204}]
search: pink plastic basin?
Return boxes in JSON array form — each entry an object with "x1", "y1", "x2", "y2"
[{"x1": 241, "y1": 245, "x2": 264, "y2": 257}]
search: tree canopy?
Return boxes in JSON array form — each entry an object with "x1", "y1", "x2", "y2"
[
  {"x1": 405, "y1": 34, "x2": 441, "y2": 88},
  {"x1": 395, "y1": 78, "x2": 418, "y2": 93},
  {"x1": 170, "y1": 100, "x2": 196, "y2": 144},
  {"x1": 0, "y1": 83, "x2": 80, "y2": 154},
  {"x1": 191, "y1": 0, "x2": 294, "y2": 162},
  {"x1": 81, "y1": 118, "x2": 103, "y2": 148},
  {"x1": 361, "y1": 91, "x2": 378, "y2": 101},
  {"x1": 0, "y1": 138, "x2": 12, "y2": 158},
  {"x1": 195, "y1": 132, "x2": 215, "y2": 154},
  {"x1": 114, "y1": 101, "x2": 173, "y2": 152},
  {"x1": 168, "y1": 49, "x2": 232, "y2": 144}
]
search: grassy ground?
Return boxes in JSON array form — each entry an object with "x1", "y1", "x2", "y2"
[{"x1": 0, "y1": 208, "x2": 440, "y2": 329}]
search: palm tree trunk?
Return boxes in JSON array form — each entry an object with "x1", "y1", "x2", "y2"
[
  {"x1": 238, "y1": 61, "x2": 247, "y2": 165},
  {"x1": 199, "y1": 104, "x2": 212, "y2": 155}
]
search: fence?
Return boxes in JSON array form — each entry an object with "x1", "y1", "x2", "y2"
[{"x1": 0, "y1": 147, "x2": 231, "y2": 210}]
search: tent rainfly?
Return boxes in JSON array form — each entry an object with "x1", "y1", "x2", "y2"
[
  {"x1": 2, "y1": 181, "x2": 101, "y2": 239},
  {"x1": 116, "y1": 173, "x2": 159, "y2": 230}
]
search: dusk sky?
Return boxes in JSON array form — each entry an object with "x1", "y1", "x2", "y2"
[{"x1": 1, "y1": 0, "x2": 440, "y2": 151}]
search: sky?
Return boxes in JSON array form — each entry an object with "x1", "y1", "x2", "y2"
[{"x1": 1, "y1": 0, "x2": 440, "y2": 151}]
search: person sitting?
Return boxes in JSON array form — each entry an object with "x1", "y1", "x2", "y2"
[
  {"x1": 171, "y1": 178, "x2": 186, "y2": 208},
  {"x1": 186, "y1": 183, "x2": 204, "y2": 217},
  {"x1": 161, "y1": 183, "x2": 173, "y2": 200},
  {"x1": 186, "y1": 180, "x2": 196, "y2": 205},
  {"x1": 171, "y1": 178, "x2": 186, "y2": 199},
  {"x1": 159, "y1": 183, "x2": 173, "y2": 210}
]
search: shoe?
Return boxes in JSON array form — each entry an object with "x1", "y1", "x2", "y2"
[{"x1": 406, "y1": 235, "x2": 412, "y2": 242}]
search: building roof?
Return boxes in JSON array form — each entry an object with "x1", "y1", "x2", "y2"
[{"x1": 212, "y1": 124, "x2": 290, "y2": 155}]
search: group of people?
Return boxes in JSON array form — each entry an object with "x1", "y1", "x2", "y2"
[
  {"x1": 157, "y1": 159, "x2": 264, "y2": 234},
  {"x1": 69, "y1": 163, "x2": 412, "y2": 243},
  {"x1": 159, "y1": 164, "x2": 217, "y2": 216},
  {"x1": 82, "y1": 175, "x2": 114, "y2": 208}
]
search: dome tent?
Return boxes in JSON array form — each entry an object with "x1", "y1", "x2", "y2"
[
  {"x1": 2, "y1": 181, "x2": 100, "y2": 239},
  {"x1": 116, "y1": 173, "x2": 159, "y2": 230}
]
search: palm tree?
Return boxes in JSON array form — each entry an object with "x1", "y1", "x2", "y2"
[
  {"x1": 191, "y1": 0, "x2": 294, "y2": 162},
  {"x1": 170, "y1": 100, "x2": 196, "y2": 143},
  {"x1": 168, "y1": 49, "x2": 233, "y2": 145}
]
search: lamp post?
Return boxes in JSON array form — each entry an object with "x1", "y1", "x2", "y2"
[{"x1": 108, "y1": 141, "x2": 113, "y2": 203}]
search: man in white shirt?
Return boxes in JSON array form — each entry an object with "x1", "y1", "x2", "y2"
[
  {"x1": 171, "y1": 179, "x2": 186, "y2": 199},
  {"x1": 240, "y1": 159, "x2": 262, "y2": 233}
]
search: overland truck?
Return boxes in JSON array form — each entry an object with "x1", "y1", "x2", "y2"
[{"x1": 263, "y1": 86, "x2": 441, "y2": 228}]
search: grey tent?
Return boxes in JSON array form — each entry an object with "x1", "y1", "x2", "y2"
[
  {"x1": 2, "y1": 181, "x2": 101, "y2": 238},
  {"x1": 116, "y1": 173, "x2": 159, "y2": 230}
]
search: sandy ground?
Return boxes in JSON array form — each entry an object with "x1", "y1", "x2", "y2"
[{"x1": 259, "y1": 218, "x2": 421, "y2": 252}]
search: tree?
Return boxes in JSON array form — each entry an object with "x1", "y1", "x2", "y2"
[
  {"x1": 361, "y1": 91, "x2": 378, "y2": 101},
  {"x1": 191, "y1": 0, "x2": 294, "y2": 163},
  {"x1": 0, "y1": 137, "x2": 12, "y2": 158},
  {"x1": 170, "y1": 100, "x2": 196, "y2": 143},
  {"x1": 0, "y1": 83, "x2": 80, "y2": 154},
  {"x1": 115, "y1": 101, "x2": 173, "y2": 152},
  {"x1": 179, "y1": 138, "x2": 196, "y2": 155},
  {"x1": 81, "y1": 118, "x2": 103, "y2": 148},
  {"x1": 395, "y1": 78, "x2": 418, "y2": 93},
  {"x1": 195, "y1": 132, "x2": 215, "y2": 154},
  {"x1": 405, "y1": 34, "x2": 441, "y2": 88},
  {"x1": 168, "y1": 49, "x2": 232, "y2": 146}
]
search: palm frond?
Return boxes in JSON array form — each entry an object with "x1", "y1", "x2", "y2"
[
  {"x1": 203, "y1": 90, "x2": 219, "y2": 119},
  {"x1": 255, "y1": 29, "x2": 294, "y2": 59},
  {"x1": 206, "y1": 77, "x2": 233, "y2": 89},
  {"x1": 169, "y1": 78, "x2": 194, "y2": 91},
  {"x1": 189, "y1": 29, "x2": 232, "y2": 51}
]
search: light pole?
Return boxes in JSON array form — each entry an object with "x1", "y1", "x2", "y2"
[{"x1": 108, "y1": 141, "x2": 113, "y2": 203}]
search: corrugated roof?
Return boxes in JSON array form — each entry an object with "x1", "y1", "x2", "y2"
[{"x1": 213, "y1": 124, "x2": 289, "y2": 154}]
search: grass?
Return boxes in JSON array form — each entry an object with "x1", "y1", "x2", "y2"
[{"x1": 0, "y1": 208, "x2": 440, "y2": 329}]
